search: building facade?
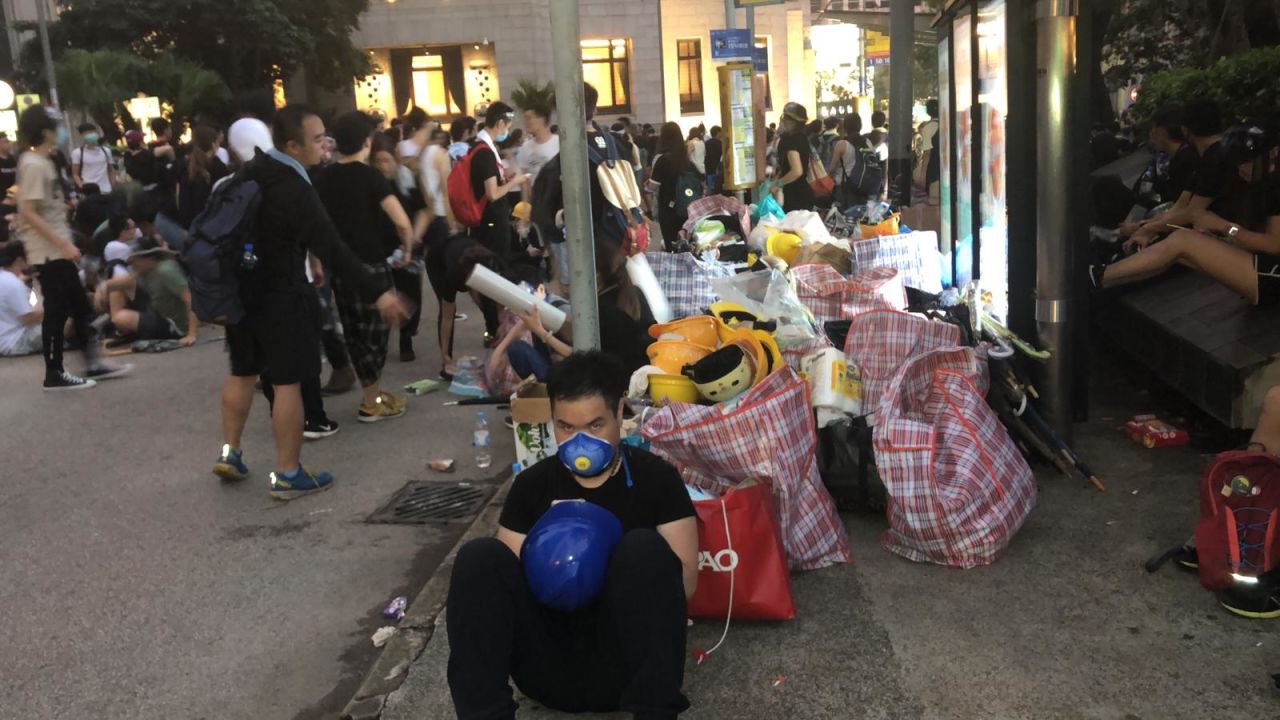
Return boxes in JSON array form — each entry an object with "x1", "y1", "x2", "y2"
[{"x1": 349, "y1": 0, "x2": 814, "y2": 131}]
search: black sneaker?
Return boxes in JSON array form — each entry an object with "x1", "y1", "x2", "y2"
[
  {"x1": 85, "y1": 362, "x2": 133, "y2": 381},
  {"x1": 303, "y1": 418, "x2": 340, "y2": 440},
  {"x1": 1220, "y1": 576, "x2": 1280, "y2": 619},
  {"x1": 1171, "y1": 546, "x2": 1199, "y2": 571},
  {"x1": 43, "y1": 370, "x2": 97, "y2": 391},
  {"x1": 400, "y1": 335, "x2": 416, "y2": 363},
  {"x1": 1088, "y1": 264, "x2": 1107, "y2": 289}
]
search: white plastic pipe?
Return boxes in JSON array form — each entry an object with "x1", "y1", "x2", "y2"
[
  {"x1": 466, "y1": 264, "x2": 567, "y2": 333},
  {"x1": 627, "y1": 253, "x2": 673, "y2": 323}
]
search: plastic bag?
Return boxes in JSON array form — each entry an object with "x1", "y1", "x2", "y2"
[
  {"x1": 750, "y1": 181, "x2": 785, "y2": 225},
  {"x1": 711, "y1": 269, "x2": 818, "y2": 342},
  {"x1": 693, "y1": 218, "x2": 726, "y2": 248},
  {"x1": 777, "y1": 210, "x2": 834, "y2": 245}
]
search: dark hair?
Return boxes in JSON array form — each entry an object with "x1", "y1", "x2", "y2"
[
  {"x1": 273, "y1": 104, "x2": 319, "y2": 150},
  {"x1": 187, "y1": 124, "x2": 218, "y2": 183},
  {"x1": 525, "y1": 103, "x2": 552, "y2": 122},
  {"x1": 332, "y1": 110, "x2": 375, "y2": 156},
  {"x1": 77, "y1": 122, "x2": 96, "y2": 134},
  {"x1": 404, "y1": 106, "x2": 429, "y2": 132},
  {"x1": 658, "y1": 122, "x2": 689, "y2": 174},
  {"x1": 805, "y1": 120, "x2": 822, "y2": 136},
  {"x1": 150, "y1": 117, "x2": 171, "y2": 136},
  {"x1": 108, "y1": 213, "x2": 132, "y2": 240},
  {"x1": 925, "y1": 98, "x2": 939, "y2": 118},
  {"x1": 80, "y1": 182, "x2": 101, "y2": 196},
  {"x1": 823, "y1": 116, "x2": 841, "y2": 131},
  {"x1": 371, "y1": 131, "x2": 397, "y2": 160},
  {"x1": 1182, "y1": 98, "x2": 1222, "y2": 138},
  {"x1": 595, "y1": 236, "x2": 640, "y2": 320},
  {"x1": 500, "y1": 128, "x2": 524, "y2": 150},
  {"x1": 484, "y1": 101, "x2": 515, "y2": 129},
  {"x1": 1151, "y1": 105, "x2": 1185, "y2": 142},
  {"x1": 871, "y1": 110, "x2": 886, "y2": 127},
  {"x1": 450, "y1": 116, "x2": 475, "y2": 142},
  {"x1": 844, "y1": 114, "x2": 863, "y2": 140},
  {"x1": 19, "y1": 105, "x2": 56, "y2": 147},
  {"x1": 547, "y1": 350, "x2": 628, "y2": 411},
  {"x1": 583, "y1": 82, "x2": 599, "y2": 120},
  {"x1": 868, "y1": 129, "x2": 885, "y2": 145},
  {"x1": 448, "y1": 239, "x2": 505, "y2": 290},
  {"x1": 0, "y1": 240, "x2": 26, "y2": 267},
  {"x1": 710, "y1": 125, "x2": 722, "y2": 138}
]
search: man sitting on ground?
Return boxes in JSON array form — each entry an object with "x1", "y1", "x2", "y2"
[
  {"x1": 0, "y1": 241, "x2": 43, "y2": 356},
  {"x1": 447, "y1": 350, "x2": 697, "y2": 720},
  {"x1": 96, "y1": 234, "x2": 198, "y2": 345}
]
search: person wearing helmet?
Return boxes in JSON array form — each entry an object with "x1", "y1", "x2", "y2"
[
  {"x1": 1092, "y1": 123, "x2": 1280, "y2": 305},
  {"x1": 774, "y1": 102, "x2": 816, "y2": 213}
]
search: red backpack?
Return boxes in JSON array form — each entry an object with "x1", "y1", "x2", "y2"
[
  {"x1": 1195, "y1": 451, "x2": 1280, "y2": 590},
  {"x1": 447, "y1": 145, "x2": 493, "y2": 228}
]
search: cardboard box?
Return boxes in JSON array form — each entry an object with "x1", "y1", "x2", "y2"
[
  {"x1": 898, "y1": 203, "x2": 941, "y2": 236},
  {"x1": 511, "y1": 380, "x2": 558, "y2": 468}
]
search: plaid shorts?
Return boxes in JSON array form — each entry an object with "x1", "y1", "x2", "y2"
[{"x1": 335, "y1": 263, "x2": 394, "y2": 387}]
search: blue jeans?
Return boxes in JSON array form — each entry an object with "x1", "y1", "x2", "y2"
[{"x1": 507, "y1": 338, "x2": 552, "y2": 382}]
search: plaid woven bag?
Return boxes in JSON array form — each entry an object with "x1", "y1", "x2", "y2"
[
  {"x1": 874, "y1": 347, "x2": 1037, "y2": 568},
  {"x1": 642, "y1": 368, "x2": 852, "y2": 571},
  {"x1": 793, "y1": 265, "x2": 907, "y2": 330},
  {"x1": 850, "y1": 231, "x2": 944, "y2": 293},
  {"x1": 843, "y1": 309, "x2": 961, "y2": 421},
  {"x1": 643, "y1": 251, "x2": 734, "y2": 319}
]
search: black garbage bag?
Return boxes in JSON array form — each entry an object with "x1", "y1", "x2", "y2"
[{"x1": 815, "y1": 417, "x2": 886, "y2": 514}]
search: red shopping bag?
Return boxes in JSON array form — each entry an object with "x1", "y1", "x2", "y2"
[{"x1": 688, "y1": 483, "x2": 796, "y2": 621}]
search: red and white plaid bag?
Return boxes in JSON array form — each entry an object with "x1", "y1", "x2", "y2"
[
  {"x1": 874, "y1": 347, "x2": 1037, "y2": 568},
  {"x1": 843, "y1": 309, "x2": 961, "y2": 420},
  {"x1": 793, "y1": 265, "x2": 907, "y2": 329},
  {"x1": 642, "y1": 368, "x2": 851, "y2": 570}
]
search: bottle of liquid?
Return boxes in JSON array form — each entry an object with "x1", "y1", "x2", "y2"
[{"x1": 473, "y1": 411, "x2": 492, "y2": 469}]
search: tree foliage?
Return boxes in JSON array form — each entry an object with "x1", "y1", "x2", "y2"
[
  {"x1": 1130, "y1": 46, "x2": 1280, "y2": 131},
  {"x1": 30, "y1": 0, "x2": 371, "y2": 96},
  {"x1": 510, "y1": 80, "x2": 556, "y2": 113}
]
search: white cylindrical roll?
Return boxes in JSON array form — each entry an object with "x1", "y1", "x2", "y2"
[
  {"x1": 628, "y1": 253, "x2": 672, "y2": 323},
  {"x1": 805, "y1": 347, "x2": 860, "y2": 415},
  {"x1": 466, "y1": 264, "x2": 567, "y2": 332}
]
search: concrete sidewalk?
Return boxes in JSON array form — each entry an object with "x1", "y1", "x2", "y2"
[{"x1": 381, "y1": 372, "x2": 1278, "y2": 719}]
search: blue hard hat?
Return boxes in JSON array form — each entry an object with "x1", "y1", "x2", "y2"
[{"x1": 521, "y1": 500, "x2": 624, "y2": 611}]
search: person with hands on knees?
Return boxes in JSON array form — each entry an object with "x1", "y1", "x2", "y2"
[
  {"x1": 447, "y1": 351, "x2": 698, "y2": 720},
  {"x1": 1092, "y1": 124, "x2": 1280, "y2": 305}
]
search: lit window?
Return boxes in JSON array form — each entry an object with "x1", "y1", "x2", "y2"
[
  {"x1": 410, "y1": 54, "x2": 461, "y2": 117},
  {"x1": 677, "y1": 39, "x2": 704, "y2": 115},
  {"x1": 581, "y1": 39, "x2": 631, "y2": 115}
]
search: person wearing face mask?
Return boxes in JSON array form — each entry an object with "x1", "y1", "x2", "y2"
[
  {"x1": 470, "y1": 102, "x2": 529, "y2": 266},
  {"x1": 71, "y1": 122, "x2": 116, "y2": 194},
  {"x1": 446, "y1": 350, "x2": 698, "y2": 720}
]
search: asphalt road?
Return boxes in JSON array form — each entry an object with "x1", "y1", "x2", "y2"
[{"x1": 0, "y1": 291, "x2": 508, "y2": 719}]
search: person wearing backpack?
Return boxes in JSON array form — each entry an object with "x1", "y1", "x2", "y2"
[
  {"x1": 649, "y1": 122, "x2": 700, "y2": 251},
  {"x1": 467, "y1": 103, "x2": 528, "y2": 263},
  {"x1": 71, "y1": 123, "x2": 116, "y2": 194},
  {"x1": 211, "y1": 105, "x2": 408, "y2": 501},
  {"x1": 817, "y1": 116, "x2": 842, "y2": 172},
  {"x1": 829, "y1": 114, "x2": 885, "y2": 210}
]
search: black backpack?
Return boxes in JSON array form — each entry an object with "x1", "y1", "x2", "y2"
[
  {"x1": 841, "y1": 139, "x2": 886, "y2": 198},
  {"x1": 184, "y1": 169, "x2": 262, "y2": 325},
  {"x1": 673, "y1": 164, "x2": 704, "y2": 218}
]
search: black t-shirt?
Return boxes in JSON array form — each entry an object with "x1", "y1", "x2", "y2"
[
  {"x1": 651, "y1": 154, "x2": 684, "y2": 213},
  {"x1": 469, "y1": 144, "x2": 510, "y2": 227},
  {"x1": 176, "y1": 155, "x2": 229, "y2": 229},
  {"x1": 777, "y1": 132, "x2": 815, "y2": 212},
  {"x1": 1162, "y1": 144, "x2": 1199, "y2": 202},
  {"x1": 386, "y1": 184, "x2": 425, "y2": 257},
  {"x1": 705, "y1": 138, "x2": 723, "y2": 177},
  {"x1": 0, "y1": 153, "x2": 17, "y2": 196},
  {"x1": 499, "y1": 447, "x2": 694, "y2": 534},
  {"x1": 599, "y1": 284, "x2": 656, "y2": 375},
  {"x1": 315, "y1": 161, "x2": 396, "y2": 264},
  {"x1": 1193, "y1": 140, "x2": 1235, "y2": 216}
]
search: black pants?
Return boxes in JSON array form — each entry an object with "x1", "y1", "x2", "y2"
[
  {"x1": 36, "y1": 258, "x2": 95, "y2": 376},
  {"x1": 658, "y1": 207, "x2": 684, "y2": 252},
  {"x1": 392, "y1": 266, "x2": 423, "y2": 341},
  {"x1": 446, "y1": 531, "x2": 690, "y2": 720}
]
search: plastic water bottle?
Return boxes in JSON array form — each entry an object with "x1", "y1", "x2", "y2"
[{"x1": 473, "y1": 411, "x2": 492, "y2": 469}]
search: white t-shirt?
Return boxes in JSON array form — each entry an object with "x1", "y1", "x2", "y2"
[
  {"x1": 0, "y1": 268, "x2": 38, "y2": 355},
  {"x1": 72, "y1": 144, "x2": 113, "y2": 192},
  {"x1": 516, "y1": 135, "x2": 560, "y2": 185},
  {"x1": 398, "y1": 138, "x2": 422, "y2": 162},
  {"x1": 918, "y1": 120, "x2": 939, "y2": 153},
  {"x1": 215, "y1": 147, "x2": 230, "y2": 166}
]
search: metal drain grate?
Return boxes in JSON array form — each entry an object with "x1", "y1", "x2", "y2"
[{"x1": 367, "y1": 481, "x2": 493, "y2": 525}]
